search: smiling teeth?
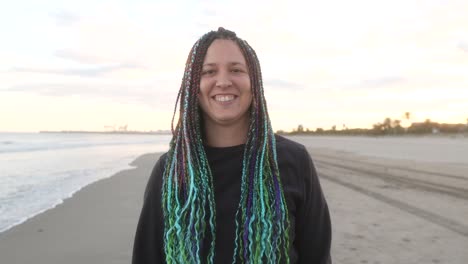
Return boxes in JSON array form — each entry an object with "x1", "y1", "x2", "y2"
[{"x1": 214, "y1": 95, "x2": 235, "y2": 102}]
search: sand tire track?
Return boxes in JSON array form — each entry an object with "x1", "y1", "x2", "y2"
[
  {"x1": 319, "y1": 172, "x2": 468, "y2": 237},
  {"x1": 314, "y1": 153, "x2": 468, "y2": 182},
  {"x1": 316, "y1": 159, "x2": 468, "y2": 200}
]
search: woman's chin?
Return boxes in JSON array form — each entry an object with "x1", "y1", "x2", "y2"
[{"x1": 207, "y1": 114, "x2": 248, "y2": 127}]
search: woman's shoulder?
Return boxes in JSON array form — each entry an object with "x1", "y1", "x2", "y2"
[
  {"x1": 274, "y1": 134, "x2": 309, "y2": 159},
  {"x1": 274, "y1": 134, "x2": 318, "y2": 178},
  {"x1": 157, "y1": 152, "x2": 169, "y2": 166},
  {"x1": 144, "y1": 152, "x2": 169, "y2": 199},
  {"x1": 148, "y1": 152, "x2": 168, "y2": 174}
]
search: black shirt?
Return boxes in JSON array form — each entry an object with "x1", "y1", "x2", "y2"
[{"x1": 132, "y1": 135, "x2": 332, "y2": 263}]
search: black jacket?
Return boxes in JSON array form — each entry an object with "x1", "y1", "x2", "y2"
[{"x1": 132, "y1": 135, "x2": 332, "y2": 263}]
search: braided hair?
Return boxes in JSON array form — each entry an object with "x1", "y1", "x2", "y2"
[{"x1": 162, "y1": 27, "x2": 290, "y2": 263}]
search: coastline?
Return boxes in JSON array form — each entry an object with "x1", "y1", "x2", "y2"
[{"x1": 0, "y1": 152, "x2": 162, "y2": 264}]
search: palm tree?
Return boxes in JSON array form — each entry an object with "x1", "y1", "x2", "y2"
[
  {"x1": 383, "y1": 117, "x2": 392, "y2": 132},
  {"x1": 405, "y1": 112, "x2": 411, "y2": 120},
  {"x1": 404, "y1": 112, "x2": 411, "y2": 133}
]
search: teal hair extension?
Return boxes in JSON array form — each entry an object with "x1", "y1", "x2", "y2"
[{"x1": 161, "y1": 27, "x2": 290, "y2": 263}]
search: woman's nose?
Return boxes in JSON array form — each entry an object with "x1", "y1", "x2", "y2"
[{"x1": 215, "y1": 71, "x2": 232, "y2": 88}]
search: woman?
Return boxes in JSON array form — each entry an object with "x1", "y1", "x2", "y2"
[{"x1": 132, "y1": 27, "x2": 332, "y2": 264}]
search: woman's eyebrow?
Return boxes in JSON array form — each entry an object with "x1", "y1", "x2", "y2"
[
  {"x1": 202, "y1": 62, "x2": 246, "y2": 67},
  {"x1": 230, "y1": 62, "x2": 246, "y2": 67}
]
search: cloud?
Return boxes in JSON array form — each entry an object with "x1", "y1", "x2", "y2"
[
  {"x1": 4, "y1": 82, "x2": 177, "y2": 108},
  {"x1": 10, "y1": 63, "x2": 145, "y2": 77},
  {"x1": 321, "y1": 76, "x2": 408, "y2": 94},
  {"x1": 264, "y1": 79, "x2": 304, "y2": 90},
  {"x1": 201, "y1": 9, "x2": 217, "y2": 17},
  {"x1": 359, "y1": 76, "x2": 407, "y2": 88},
  {"x1": 54, "y1": 49, "x2": 106, "y2": 64},
  {"x1": 458, "y1": 41, "x2": 468, "y2": 53},
  {"x1": 50, "y1": 10, "x2": 80, "y2": 26}
]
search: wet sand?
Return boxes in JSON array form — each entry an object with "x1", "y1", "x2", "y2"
[
  {"x1": 0, "y1": 153, "x2": 162, "y2": 264},
  {"x1": 1, "y1": 136, "x2": 467, "y2": 263}
]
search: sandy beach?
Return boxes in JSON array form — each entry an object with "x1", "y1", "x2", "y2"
[
  {"x1": 1, "y1": 136, "x2": 467, "y2": 263},
  {"x1": 308, "y1": 147, "x2": 468, "y2": 264},
  {"x1": 0, "y1": 152, "x2": 162, "y2": 264}
]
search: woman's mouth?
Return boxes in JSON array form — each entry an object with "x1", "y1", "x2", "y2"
[{"x1": 213, "y1": 94, "x2": 236, "y2": 102}]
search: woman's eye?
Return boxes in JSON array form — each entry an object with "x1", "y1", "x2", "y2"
[
  {"x1": 202, "y1": 70, "x2": 214, "y2": 75},
  {"x1": 232, "y1": 68, "x2": 243, "y2": 73}
]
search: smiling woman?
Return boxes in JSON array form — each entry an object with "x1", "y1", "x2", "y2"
[
  {"x1": 198, "y1": 39, "x2": 253, "y2": 147},
  {"x1": 132, "y1": 27, "x2": 332, "y2": 264}
]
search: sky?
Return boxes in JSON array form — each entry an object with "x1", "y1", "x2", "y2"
[{"x1": 1, "y1": 0, "x2": 467, "y2": 132}]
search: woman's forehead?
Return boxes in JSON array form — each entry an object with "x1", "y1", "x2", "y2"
[{"x1": 203, "y1": 39, "x2": 247, "y2": 65}]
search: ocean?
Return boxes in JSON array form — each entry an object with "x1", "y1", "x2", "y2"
[{"x1": 0, "y1": 132, "x2": 171, "y2": 233}]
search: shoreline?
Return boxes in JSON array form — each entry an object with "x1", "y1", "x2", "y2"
[
  {"x1": 0, "y1": 152, "x2": 162, "y2": 264},
  {"x1": 0, "y1": 163, "x2": 139, "y2": 235}
]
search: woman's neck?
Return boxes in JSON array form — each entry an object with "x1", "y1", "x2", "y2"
[{"x1": 203, "y1": 118, "x2": 249, "y2": 147}]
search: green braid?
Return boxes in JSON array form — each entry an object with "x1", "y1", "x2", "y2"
[{"x1": 162, "y1": 27, "x2": 290, "y2": 263}]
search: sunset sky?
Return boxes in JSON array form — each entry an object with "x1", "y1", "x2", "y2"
[{"x1": 1, "y1": 0, "x2": 467, "y2": 132}]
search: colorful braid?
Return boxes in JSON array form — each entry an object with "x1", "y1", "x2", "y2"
[{"x1": 162, "y1": 27, "x2": 290, "y2": 264}]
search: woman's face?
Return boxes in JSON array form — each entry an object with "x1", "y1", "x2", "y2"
[{"x1": 198, "y1": 39, "x2": 252, "y2": 128}]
